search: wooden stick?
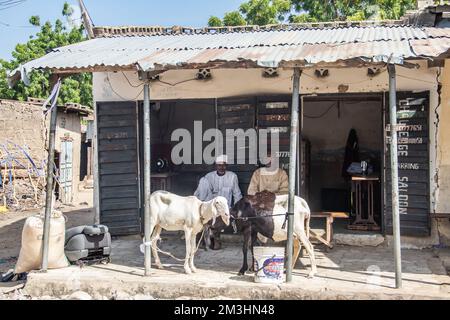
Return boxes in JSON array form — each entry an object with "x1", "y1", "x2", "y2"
[
  {"x1": 11, "y1": 163, "x2": 19, "y2": 206},
  {"x1": 28, "y1": 164, "x2": 39, "y2": 204},
  {"x1": 1, "y1": 156, "x2": 6, "y2": 208}
]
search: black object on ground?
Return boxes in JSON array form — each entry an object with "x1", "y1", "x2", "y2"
[
  {"x1": 65, "y1": 225, "x2": 112, "y2": 265},
  {"x1": 1, "y1": 270, "x2": 27, "y2": 283}
]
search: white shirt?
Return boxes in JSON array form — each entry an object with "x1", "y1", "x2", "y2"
[{"x1": 194, "y1": 171, "x2": 243, "y2": 208}]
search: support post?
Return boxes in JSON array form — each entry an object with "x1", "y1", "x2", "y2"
[
  {"x1": 41, "y1": 79, "x2": 61, "y2": 271},
  {"x1": 297, "y1": 96, "x2": 304, "y2": 197},
  {"x1": 143, "y1": 80, "x2": 152, "y2": 277},
  {"x1": 286, "y1": 68, "x2": 301, "y2": 282},
  {"x1": 93, "y1": 101, "x2": 100, "y2": 225},
  {"x1": 388, "y1": 64, "x2": 403, "y2": 289}
]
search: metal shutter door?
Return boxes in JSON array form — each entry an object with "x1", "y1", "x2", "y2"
[
  {"x1": 97, "y1": 102, "x2": 141, "y2": 236},
  {"x1": 384, "y1": 91, "x2": 431, "y2": 237}
]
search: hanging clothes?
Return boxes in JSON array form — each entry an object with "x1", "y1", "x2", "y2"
[{"x1": 342, "y1": 128, "x2": 360, "y2": 180}]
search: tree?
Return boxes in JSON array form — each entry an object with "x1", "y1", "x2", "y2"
[
  {"x1": 0, "y1": 64, "x2": 15, "y2": 100},
  {"x1": 0, "y1": 2, "x2": 92, "y2": 107},
  {"x1": 290, "y1": 0, "x2": 373, "y2": 22},
  {"x1": 62, "y1": 2, "x2": 74, "y2": 17},
  {"x1": 223, "y1": 11, "x2": 247, "y2": 26},
  {"x1": 29, "y1": 16, "x2": 41, "y2": 27},
  {"x1": 240, "y1": 0, "x2": 291, "y2": 25},
  {"x1": 376, "y1": 0, "x2": 417, "y2": 20},
  {"x1": 290, "y1": 0, "x2": 416, "y2": 22},
  {"x1": 208, "y1": 16, "x2": 223, "y2": 27},
  {"x1": 207, "y1": 0, "x2": 291, "y2": 27},
  {"x1": 209, "y1": 0, "x2": 418, "y2": 26}
]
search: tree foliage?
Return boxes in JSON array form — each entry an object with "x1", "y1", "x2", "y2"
[
  {"x1": 29, "y1": 15, "x2": 41, "y2": 27},
  {"x1": 375, "y1": 0, "x2": 417, "y2": 20},
  {"x1": 290, "y1": 0, "x2": 416, "y2": 22},
  {"x1": 208, "y1": 0, "x2": 418, "y2": 26},
  {"x1": 208, "y1": 16, "x2": 223, "y2": 27},
  {"x1": 209, "y1": 0, "x2": 291, "y2": 26},
  {"x1": 223, "y1": 11, "x2": 247, "y2": 26},
  {"x1": 240, "y1": 0, "x2": 292, "y2": 25},
  {"x1": 0, "y1": 2, "x2": 92, "y2": 107},
  {"x1": 291, "y1": 0, "x2": 374, "y2": 22}
]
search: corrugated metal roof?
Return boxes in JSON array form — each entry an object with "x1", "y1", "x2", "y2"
[
  {"x1": 10, "y1": 25, "x2": 450, "y2": 83},
  {"x1": 136, "y1": 40, "x2": 419, "y2": 70},
  {"x1": 51, "y1": 26, "x2": 448, "y2": 50}
]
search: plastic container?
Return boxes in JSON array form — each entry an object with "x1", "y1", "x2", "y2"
[{"x1": 253, "y1": 246, "x2": 285, "y2": 284}]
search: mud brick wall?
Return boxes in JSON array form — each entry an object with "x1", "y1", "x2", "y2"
[{"x1": 0, "y1": 99, "x2": 46, "y2": 178}]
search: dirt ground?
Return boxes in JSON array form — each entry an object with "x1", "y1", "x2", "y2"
[
  {"x1": 0, "y1": 190, "x2": 95, "y2": 273},
  {"x1": 1, "y1": 190, "x2": 450, "y2": 300},
  {"x1": 11, "y1": 236, "x2": 449, "y2": 300}
]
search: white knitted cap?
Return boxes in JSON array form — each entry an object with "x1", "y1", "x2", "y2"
[{"x1": 215, "y1": 155, "x2": 228, "y2": 164}]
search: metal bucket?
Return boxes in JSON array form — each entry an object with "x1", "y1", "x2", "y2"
[{"x1": 254, "y1": 246, "x2": 285, "y2": 284}]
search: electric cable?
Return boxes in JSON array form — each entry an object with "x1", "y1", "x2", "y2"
[
  {"x1": 121, "y1": 71, "x2": 143, "y2": 88},
  {"x1": 304, "y1": 102, "x2": 337, "y2": 119},
  {"x1": 0, "y1": 0, "x2": 26, "y2": 11},
  {"x1": 106, "y1": 73, "x2": 144, "y2": 101}
]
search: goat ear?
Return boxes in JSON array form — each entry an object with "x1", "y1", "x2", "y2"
[
  {"x1": 211, "y1": 200, "x2": 217, "y2": 225},
  {"x1": 212, "y1": 199, "x2": 218, "y2": 210},
  {"x1": 247, "y1": 196, "x2": 257, "y2": 207}
]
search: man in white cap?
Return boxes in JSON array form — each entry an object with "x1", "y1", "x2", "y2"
[{"x1": 194, "y1": 155, "x2": 242, "y2": 250}]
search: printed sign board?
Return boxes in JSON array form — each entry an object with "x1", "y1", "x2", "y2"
[{"x1": 384, "y1": 92, "x2": 431, "y2": 236}]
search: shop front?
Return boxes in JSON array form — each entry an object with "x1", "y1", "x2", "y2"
[{"x1": 93, "y1": 65, "x2": 436, "y2": 238}]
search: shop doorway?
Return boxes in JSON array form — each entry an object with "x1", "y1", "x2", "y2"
[
  {"x1": 59, "y1": 140, "x2": 74, "y2": 204},
  {"x1": 302, "y1": 94, "x2": 384, "y2": 234}
]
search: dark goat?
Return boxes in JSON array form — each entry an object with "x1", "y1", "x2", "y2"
[
  {"x1": 197, "y1": 218, "x2": 228, "y2": 250},
  {"x1": 230, "y1": 191, "x2": 317, "y2": 278}
]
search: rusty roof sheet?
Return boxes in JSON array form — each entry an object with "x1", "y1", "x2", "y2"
[
  {"x1": 136, "y1": 40, "x2": 419, "y2": 70},
  {"x1": 10, "y1": 25, "x2": 450, "y2": 83}
]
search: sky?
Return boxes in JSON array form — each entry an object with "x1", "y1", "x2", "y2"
[{"x1": 0, "y1": 0, "x2": 243, "y2": 60}]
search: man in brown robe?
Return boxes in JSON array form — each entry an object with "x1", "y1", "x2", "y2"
[{"x1": 247, "y1": 152, "x2": 289, "y2": 196}]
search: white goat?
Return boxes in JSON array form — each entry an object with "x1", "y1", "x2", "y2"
[
  {"x1": 149, "y1": 191, "x2": 230, "y2": 274},
  {"x1": 275, "y1": 195, "x2": 316, "y2": 277},
  {"x1": 252, "y1": 194, "x2": 317, "y2": 278}
]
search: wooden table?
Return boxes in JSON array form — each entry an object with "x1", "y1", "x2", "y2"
[
  {"x1": 348, "y1": 175, "x2": 380, "y2": 231},
  {"x1": 310, "y1": 211, "x2": 349, "y2": 249}
]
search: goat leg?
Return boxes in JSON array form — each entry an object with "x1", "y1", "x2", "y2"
[
  {"x1": 238, "y1": 226, "x2": 251, "y2": 276},
  {"x1": 249, "y1": 230, "x2": 258, "y2": 272},
  {"x1": 292, "y1": 238, "x2": 301, "y2": 270},
  {"x1": 298, "y1": 229, "x2": 317, "y2": 278},
  {"x1": 184, "y1": 228, "x2": 193, "y2": 274},
  {"x1": 198, "y1": 226, "x2": 210, "y2": 251},
  {"x1": 189, "y1": 233, "x2": 198, "y2": 273},
  {"x1": 151, "y1": 226, "x2": 164, "y2": 269}
]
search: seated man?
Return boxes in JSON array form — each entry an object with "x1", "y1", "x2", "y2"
[
  {"x1": 248, "y1": 151, "x2": 289, "y2": 196},
  {"x1": 194, "y1": 155, "x2": 243, "y2": 250}
]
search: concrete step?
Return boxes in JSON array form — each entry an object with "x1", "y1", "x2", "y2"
[
  {"x1": 333, "y1": 233, "x2": 385, "y2": 247},
  {"x1": 124, "y1": 230, "x2": 386, "y2": 248},
  {"x1": 433, "y1": 248, "x2": 450, "y2": 274},
  {"x1": 79, "y1": 177, "x2": 94, "y2": 190}
]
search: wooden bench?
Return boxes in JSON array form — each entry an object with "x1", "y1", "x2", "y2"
[{"x1": 309, "y1": 212, "x2": 349, "y2": 249}]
